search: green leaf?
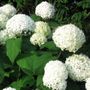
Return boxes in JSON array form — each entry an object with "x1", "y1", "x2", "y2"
[
  {"x1": 36, "y1": 75, "x2": 51, "y2": 90},
  {"x1": 31, "y1": 14, "x2": 41, "y2": 21},
  {"x1": 56, "y1": 0, "x2": 68, "y2": 3},
  {"x1": 36, "y1": 75, "x2": 43, "y2": 87},
  {"x1": 0, "y1": 56, "x2": 12, "y2": 69},
  {"x1": 77, "y1": 0, "x2": 90, "y2": 9},
  {"x1": 17, "y1": 53, "x2": 57, "y2": 75},
  {"x1": 11, "y1": 75, "x2": 34, "y2": 90},
  {"x1": 0, "y1": 68, "x2": 5, "y2": 84},
  {"x1": 71, "y1": 12, "x2": 82, "y2": 21},
  {"x1": 48, "y1": 20, "x2": 59, "y2": 29},
  {"x1": 41, "y1": 41, "x2": 59, "y2": 51},
  {"x1": 6, "y1": 38, "x2": 22, "y2": 63}
]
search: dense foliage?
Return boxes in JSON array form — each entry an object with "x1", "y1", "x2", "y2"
[
  {"x1": 0, "y1": 0, "x2": 90, "y2": 90},
  {"x1": 4, "y1": 0, "x2": 89, "y2": 28}
]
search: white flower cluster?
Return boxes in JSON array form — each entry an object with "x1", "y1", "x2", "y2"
[
  {"x1": 35, "y1": 1, "x2": 55, "y2": 19},
  {"x1": 6, "y1": 14, "x2": 35, "y2": 35},
  {"x1": 43, "y1": 60, "x2": 68, "y2": 90},
  {"x1": 0, "y1": 29, "x2": 15, "y2": 44},
  {"x1": 0, "y1": 13, "x2": 9, "y2": 29},
  {"x1": 0, "y1": 30, "x2": 8, "y2": 44},
  {"x1": 30, "y1": 33, "x2": 47, "y2": 46},
  {"x1": 35, "y1": 21, "x2": 51, "y2": 37},
  {"x1": 0, "y1": 4, "x2": 17, "y2": 43},
  {"x1": 52, "y1": 24, "x2": 86, "y2": 53},
  {"x1": 0, "y1": 4, "x2": 16, "y2": 29},
  {"x1": 85, "y1": 78, "x2": 90, "y2": 90},
  {"x1": 65, "y1": 54, "x2": 90, "y2": 81},
  {"x1": 30, "y1": 21, "x2": 51, "y2": 46},
  {"x1": 3, "y1": 87, "x2": 16, "y2": 90},
  {"x1": 0, "y1": 4, "x2": 35, "y2": 44},
  {"x1": 0, "y1": 4, "x2": 16, "y2": 18}
]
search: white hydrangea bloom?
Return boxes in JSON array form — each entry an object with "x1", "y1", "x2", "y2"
[
  {"x1": 3, "y1": 87, "x2": 16, "y2": 90},
  {"x1": 85, "y1": 78, "x2": 90, "y2": 90},
  {"x1": 0, "y1": 4, "x2": 16, "y2": 18},
  {"x1": 35, "y1": 21, "x2": 51, "y2": 36},
  {"x1": 52, "y1": 24, "x2": 86, "y2": 53},
  {"x1": 35, "y1": 1, "x2": 55, "y2": 19},
  {"x1": 43, "y1": 60, "x2": 68, "y2": 90},
  {"x1": 65, "y1": 54, "x2": 90, "y2": 81},
  {"x1": 0, "y1": 13, "x2": 9, "y2": 29},
  {"x1": 0, "y1": 29, "x2": 15, "y2": 44},
  {"x1": 30, "y1": 33, "x2": 47, "y2": 46},
  {"x1": 0, "y1": 30, "x2": 8, "y2": 44},
  {"x1": 6, "y1": 14, "x2": 35, "y2": 35}
]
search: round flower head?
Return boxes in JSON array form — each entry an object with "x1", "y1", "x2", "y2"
[
  {"x1": 43, "y1": 60, "x2": 68, "y2": 90},
  {"x1": 0, "y1": 29, "x2": 15, "y2": 44},
  {"x1": 85, "y1": 78, "x2": 90, "y2": 90},
  {"x1": 3, "y1": 87, "x2": 16, "y2": 90},
  {"x1": 35, "y1": 1, "x2": 55, "y2": 19},
  {"x1": 6, "y1": 14, "x2": 35, "y2": 35},
  {"x1": 0, "y1": 4, "x2": 16, "y2": 18},
  {"x1": 52, "y1": 24, "x2": 86, "y2": 53},
  {"x1": 0, "y1": 13, "x2": 9, "y2": 29},
  {"x1": 30, "y1": 33, "x2": 47, "y2": 46},
  {"x1": 65, "y1": 54, "x2": 90, "y2": 81},
  {"x1": 35, "y1": 21, "x2": 51, "y2": 36}
]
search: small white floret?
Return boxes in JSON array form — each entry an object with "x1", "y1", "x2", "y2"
[
  {"x1": 35, "y1": 21, "x2": 51, "y2": 36},
  {"x1": 30, "y1": 33, "x2": 47, "y2": 46}
]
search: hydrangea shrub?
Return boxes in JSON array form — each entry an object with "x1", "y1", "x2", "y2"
[{"x1": 0, "y1": 1, "x2": 90, "y2": 90}]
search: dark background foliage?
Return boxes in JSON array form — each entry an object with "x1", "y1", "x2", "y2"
[
  {"x1": 1, "y1": 0, "x2": 90, "y2": 28},
  {"x1": 0, "y1": 0, "x2": 90, "y2": 90}
]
